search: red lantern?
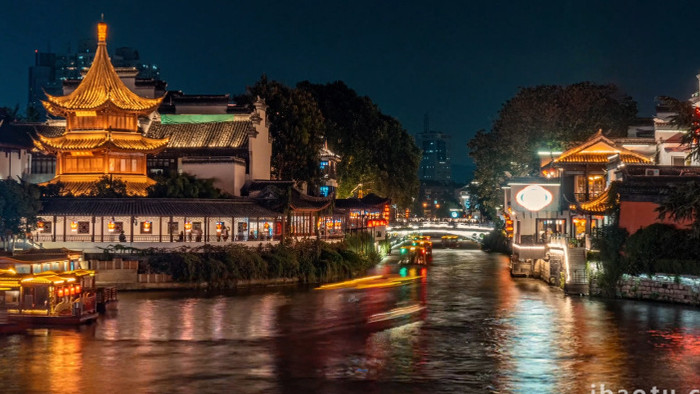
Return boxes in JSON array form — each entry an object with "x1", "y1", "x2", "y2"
[
  {"x1": 57, "y1": 288, "x2": 64, "y2": 297},
  {"x1": 70, "y1": 286, "x2": 75, "y2": 296},
  {"x1": 75, "y1": 285, "x2": 81, "y2": 294}
]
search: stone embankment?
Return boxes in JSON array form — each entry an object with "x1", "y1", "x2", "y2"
[{"x1": 591, "y1": 274, "x2": 700, "y2": 306}]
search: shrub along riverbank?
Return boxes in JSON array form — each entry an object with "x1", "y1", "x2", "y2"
[
  {"x1": 591, "y1": 224, "x2": 700, "y2": 297},
  {"x1": 140, "y1": 233, "x2": 383, "y2": 289}
]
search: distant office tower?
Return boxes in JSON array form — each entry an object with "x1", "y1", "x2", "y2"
[
  {"x1": 419, "y1": 130, "x2": 451, "y2": 182},
  {"x1": 28, "y1": 44, "x2": 161, "y2": 120}
]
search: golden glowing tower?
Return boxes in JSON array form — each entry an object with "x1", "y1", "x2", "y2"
[{"x1": 37, "y1": 22, "x2": 168, "y2": 196}]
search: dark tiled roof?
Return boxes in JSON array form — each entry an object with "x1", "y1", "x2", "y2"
[
  {"x1": 621, "y1": 165, "x2": 700, "y2": 177},
  {"x1": 33, "y1": 125, "x2": 65, "y2": 138},
  {"x1": 145, "y1": 121, "x2": 250, "y2": 149},
  {"x1": 289, "y1": 189, "x2": 332, "y2": 211},
  {"x1": 1, "y1": 248, "x2": 82, "y2": 263},
  {"x1": 335, "y1": 193, "x2": 390, "y2": 210},
  {"x1": 156, "y1": 147, "x2": 248, "y2": 158},
  {"x1": 613, "y1": 137, "x2": 655, "y2": 145},
  {"x1": 0, "y1": 122, "x2": 36, "y2": 148},
  {"x1": 40, "y1": 198, "x2": 280, "y2": 218},
  {"x1": 0, "y1": 122, "x2": 67, "y2": 150},
  {"x1": 241, "y1": 180, "x2": 295, "y2": 196}
]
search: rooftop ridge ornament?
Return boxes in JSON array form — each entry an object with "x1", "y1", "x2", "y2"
[
  {"x1": 40, "y1": 21, "x2": 163, "y2": 115},
  {"x1": 97, "y1": 21, "x2": 107, "y2": 43}
]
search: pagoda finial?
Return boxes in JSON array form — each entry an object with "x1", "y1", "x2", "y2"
[
  {"x1": 101, "y1": 13, "x2": 104, "y2": 22},
  {"x1": 97, "y1": 19, "x2": 107, "y2": 43}
]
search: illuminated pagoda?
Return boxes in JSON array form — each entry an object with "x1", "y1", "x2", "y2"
[{"x1": 35, "y1": 22, "x2": 168, "y2": 196}]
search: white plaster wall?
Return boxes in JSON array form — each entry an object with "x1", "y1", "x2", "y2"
[
  {"x1": 180, "y1": 161, "x2": 245, "y2": 196},
  {"x1": 0, "y1": 149, "x2": 31, "y2": 180},
  {"x1": 248, "y1": 101, "x2": 272, "y2": 181}
]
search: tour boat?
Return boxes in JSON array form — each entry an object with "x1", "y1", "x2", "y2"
[{"x1": 0, "y1": 269, "x2": 99, "y2": 326}]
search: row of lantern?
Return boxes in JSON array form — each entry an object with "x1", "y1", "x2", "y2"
[
  {"x1": 318, "y1": 219, "x2": 343, "y2": 229},
  {"x1": 366, "y1": 219, "x2": 388, "y2": 228},
  {"x1": 349, "y1": 211, "x2": 383, "y2": 219},
  {"x1": 66, "y1": 220, "x2": 151, "y2": 232},
  {"x1": 59, "y1": 220, "x2": 265, "y2": 234},
  {"x1": 56, "y1": 285, "x2": 81, "y2": 298}
]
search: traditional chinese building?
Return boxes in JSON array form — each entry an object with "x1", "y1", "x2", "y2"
[
  {"x1": 34, "y1": 22, "x2": 168, "y2": 196},
  {"x1": 506, "y1": 130, "x2": 654, "y2": 291}
]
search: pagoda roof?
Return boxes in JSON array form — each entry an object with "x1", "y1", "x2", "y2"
[
  {"x1": 42, "y1": 23, "x2": 163, "y2": 116},
  {"x1": 571, "y1": 186, "x2": 616, "y2": 215},
  {"x1": 551, "y1": 130, "x2": 652, "y2": 166},
  {"x1": 44, "y1": 174, "x2": 157, "y2": 197},
  {"x1": 36, "y1": 131, "x2": 168, "y2": 153}
]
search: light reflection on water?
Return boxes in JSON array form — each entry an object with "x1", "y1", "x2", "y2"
[{"x1": 0, "y1": 249, "x2": 698, "y2": 393}]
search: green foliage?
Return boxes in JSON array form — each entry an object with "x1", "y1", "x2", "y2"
[
  {"x1": 343, "y1": 232, "x2": 381, "y2": 264},
  {"x1": 24, "y1": 104, "x2": 41, "y2": 122},
  {"x1": 39, "y1": 181, "x2": 68, "y2": 198},
  {"x1": 468, "y1": 83, "x2": 638, "y2": 218},
  {"x1": 625, "y1": 224, "x2": 700, "y2": 276},
  {"x1": 147, "y1": 171, "x2": 223, "y2": 198},
  {"x1": 240, "y1": 76, "x2": 326, "y2": 189},
  {"x1": 480, "y1": 229, "x2": 511, "y2": 254},
  {"x1": 377, "y1": 239, "x2": 392, "y2": 257},
  {"x1": 656, "y1": 96, "x2": 698, "y2": 161},
  {"x1": 0, "y1": 180, "x2": 42, "y2": 239},
  {"x1": 89, "y1": 176, "x2": 128, "y2": 197},
  {"x1": 298, "y1": 81, "x2": 421, "y2": 208},
  {"x1": 592, "y1": 225, "x2": 629, "y2": 297},
  {"x1": 0, "y1": 105, "x2": 20, "y2": 122},
  {"x1": 656, "y1": 180, "x2": 700, "y2": 238},
  {"x1": 142, "y1": 239, "x2": 377, "y2": 288}
]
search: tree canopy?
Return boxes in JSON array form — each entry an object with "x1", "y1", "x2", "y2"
[
  {"x1": 238, "y1": 75, "x2": 326, "y2": 190},
  {"x1": 468, "y1": 82, "x2": 638, "y2": 218},
  {"x1": 298, "y1": 81, "x2": 421, "y2": 208},
  {"x1": 147, "y1": 172, "x2": 223, "y2": 199},
  {"x1": 656, "y1": 95, "x2": 699, "y2": 161},
  {"x1": 89, "y1": 176, "x2": 128, "y2": 197},
  {"x1": 0, "y1": 180, "x2": 41, "y2": 239}
]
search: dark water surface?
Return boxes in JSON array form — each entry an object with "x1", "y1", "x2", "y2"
[{"x1": 1, "y1": 250, "x2": 699, "y2": 393}]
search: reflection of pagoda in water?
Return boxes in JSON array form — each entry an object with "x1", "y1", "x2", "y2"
[{"x1": 35, "y1": 22, "x2": 168, "y2": 196}]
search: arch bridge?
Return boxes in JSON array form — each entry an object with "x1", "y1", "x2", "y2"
[{"x1": 387, "y1": 224, "x2": 493, "y2": 240}]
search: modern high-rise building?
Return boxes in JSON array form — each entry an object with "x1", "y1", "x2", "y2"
[{"x1": 418, "y1": 130, "x2": 451, "y2": 182}]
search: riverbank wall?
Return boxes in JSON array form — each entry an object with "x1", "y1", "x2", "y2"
[{"x1": 590, "y1": 274, "x2": 700, "y2": 306}]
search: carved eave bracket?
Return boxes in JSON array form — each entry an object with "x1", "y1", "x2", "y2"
[
  {"x1": 250, "y1": 111, "x2": 262, "y2": 125},
  {"x1": 246, "y1": 123, "x2": 259, "y2": 138}
]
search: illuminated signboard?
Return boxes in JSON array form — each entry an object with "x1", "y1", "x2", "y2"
[{"x1": 515, "y1": 185, "x2": 553, "y2": 211}]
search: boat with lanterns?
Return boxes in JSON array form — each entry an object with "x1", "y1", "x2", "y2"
[
  {"x1": 0, "y1": 268, "x2": 98, "y2": 326},
  {"x1": 0, "y1": 249, "x2": 100, "y2": 326}
]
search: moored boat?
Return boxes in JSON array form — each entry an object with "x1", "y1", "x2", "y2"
[{"x1": 0, "y1": 268, "x2": 99, "y2": 326}]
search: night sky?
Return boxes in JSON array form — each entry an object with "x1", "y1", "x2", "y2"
[{"x1": 2, "y1": 0, "x2": 700, "y2": 183}]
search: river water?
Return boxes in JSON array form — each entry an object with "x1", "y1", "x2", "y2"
[{"x1": 1, "y1": 249, "x2": 699, "y2": 393}]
